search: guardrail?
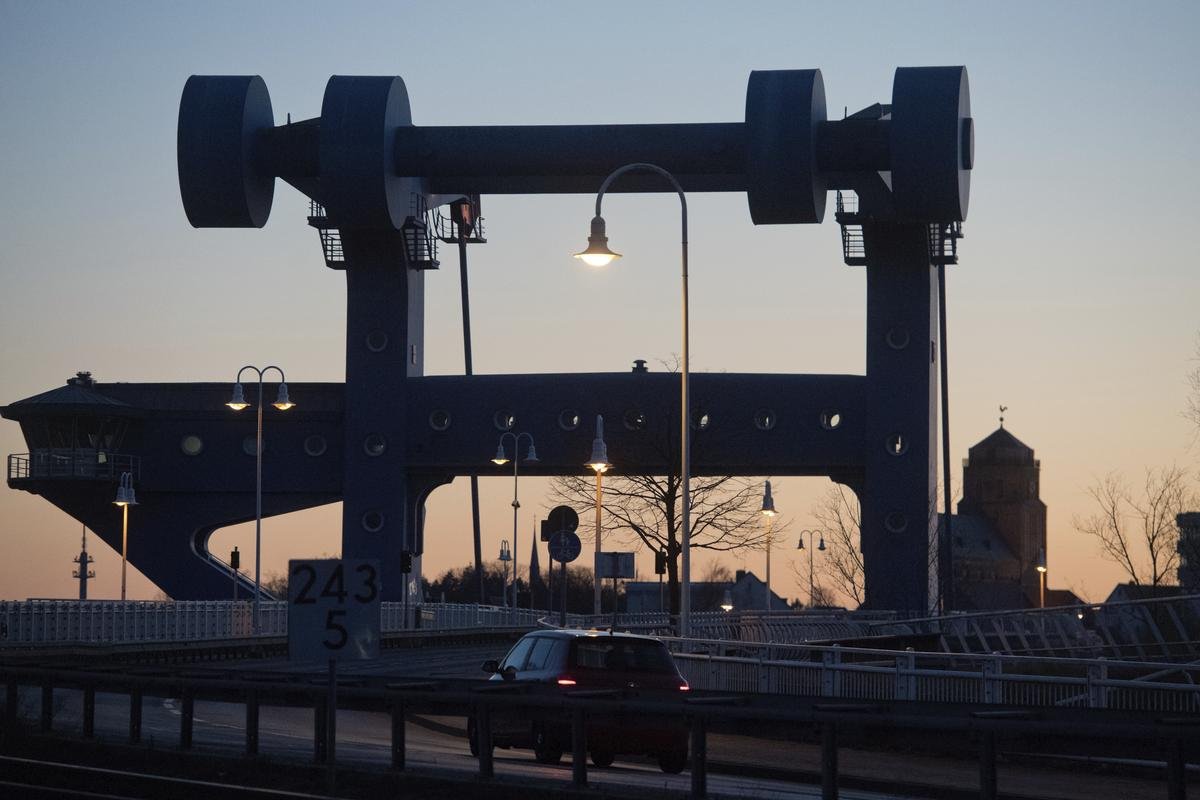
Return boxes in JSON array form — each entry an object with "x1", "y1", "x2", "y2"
[
  {"x1": 665, "y1": 639, "x2": 1200, "y2": 713},
  {"x1": 2, "y1": 665, "x2": 1196, "y2": 800},
  {"x1": 7, "y1": 450, "x2": 141, "y2": 482}
]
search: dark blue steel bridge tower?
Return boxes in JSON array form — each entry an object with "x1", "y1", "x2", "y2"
[{"x1": 3, "y1": 68, "x2": 972, "y2": 614}]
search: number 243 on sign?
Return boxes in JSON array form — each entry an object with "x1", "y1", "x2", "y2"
[{"x1": 287, "y1": 559, "x2": 381, "y2": 662}]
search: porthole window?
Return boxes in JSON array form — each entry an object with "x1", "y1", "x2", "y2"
[
  {"x1": 180, "y1": 435, "x2": 204, "y2": 456},
  {"x1": 558, "y1": 410, "x2": 581, "y2": 431},
  {"x1": 361, "y1": 511, "x2": 385, "y2": 532},
  {"x1": 242, "y1": 436, "x2": 264, "y2": 456},
  {"x1": 820, "y1": 411, "x2": 842, "y2": 430},
  {"x1": 363, "y1": 433, "x2": 387, "y2": 457},
  {"x1": 493, "y1": 410, "x2": 515, "y2": 431},
  {"x1": 303, "y1": 434, "x2": 327, "y2": 457},
  {"x1": 429, "y1": 410, "x2": 451, "y2": 432},
  {"x1": 753, "y1": 409, "x2": 776, "y2": 431},
  {"x1": 690, "y1": 410, "x2": 711, "y2": 431},
  {"x1": 365, "y1": 330, "x2": 389, "y2": 353},
  {"x1": 884, "y1": 512, "x2": 908, "y2": 533},
  {"x1": 886, "y1": 326, "x2": 911, "y2": 350},
  {"x1": 623, "y1": 409, "x2": 647, "y2": 431},
  {"x1": 886, "y1": 433, "x2": 908, "y2": 456}
]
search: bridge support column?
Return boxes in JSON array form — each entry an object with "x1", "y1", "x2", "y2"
[{"x1": 861, "y1": 224, "x2": 939, "y2": 614}]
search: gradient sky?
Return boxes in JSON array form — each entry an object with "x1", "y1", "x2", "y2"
[{"x1": 2, "y1": 1, "x2": 1198, "y2": 605}]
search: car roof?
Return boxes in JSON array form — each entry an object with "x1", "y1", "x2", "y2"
[{"x1": 522, "y1": 628, "x2": 666, "y2": 643}]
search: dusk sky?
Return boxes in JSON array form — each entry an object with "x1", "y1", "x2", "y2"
[{"x1": 2, "y1": 1, "x2": 1198, "y2": 605}]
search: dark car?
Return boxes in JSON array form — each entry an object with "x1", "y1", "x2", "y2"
[{"x1": 468, "y1": 629, "x2": 690, "y2": 773}]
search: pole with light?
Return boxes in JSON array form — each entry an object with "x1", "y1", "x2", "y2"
[
  {"x1": 227, "y1": 365, "x2": 294, "y2": 632},
  {"x1": 113, "y1": 472, "x2": 137, "y2": 601},
  {"x1": 1036, "y1": 547, "x2": 1047, "y2": 609},
  {"x1": 498, "y1": 539, "x2": 512, "y2": 609},
  {"x1": 796, "y1": 529, "x2": 826, "y2": 609},
  {"x1": 576, "y1": 162, "x2": 691, "y2": 635},
  {"x1": 585, "y1": 415, "x2": 611, "y2": 616},
  {"x1": 761, "y1": 480, "x2": 777, "y2": 611},
  {"x1": 493, "y1": 431, "x2": 538, "y2": 620}
]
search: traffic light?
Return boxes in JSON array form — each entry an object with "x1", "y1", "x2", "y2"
[
  {"x1": 654, "y1": 549, "x2": 667, "y2": 575},
  {"x1": 230, "y1": 547, "x2": 240, "y2": 570},
  {"x1": 400, "y1": 551, "x2": 413, "y2": 574}
]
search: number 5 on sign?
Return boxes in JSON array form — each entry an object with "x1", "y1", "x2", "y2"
[{"x1": 288, "y1": 559, "x2": 381, "y2": 662}]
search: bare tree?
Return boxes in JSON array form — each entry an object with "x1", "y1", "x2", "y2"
[
  {"x1": 549, "y1": 471, "x2": 769, "y2": 615},
  {"x1": 808, "y1": 483, "x2": 865, "y2": 607},
  {"x1": 1074, "y1": 466, "x2": 1197, "y2": 586}
]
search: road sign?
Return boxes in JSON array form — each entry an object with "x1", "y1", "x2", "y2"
[
  {"x1": 548, "y1": 531, "x2": 582, "y2": 564},
  {"x1": 287, "y1": 559, "x2": 381, "y2": 662},
  {"x1": 546, "y1": 505, "x2": 579, "y2": 534},
  {"x1": 595, "y1": 551, "x2": 635, "y2": 579}
]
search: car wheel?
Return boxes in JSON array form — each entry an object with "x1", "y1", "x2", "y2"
[
  {"x1": 590, "y1": 747, "x2": 615, "y2": 768},
  {"x1": 658, "y1": 748, "x2": 688, "y2": 774},
  {"x1": 533, "y1": 726, "x2": 563, "y2": 764}
]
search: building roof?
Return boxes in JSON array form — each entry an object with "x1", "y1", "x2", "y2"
[
  {"x1": 1, "y1": 375, "x2": 139, "y2": 420},
  {"x1": 1104, "y1": 583, "x2": 1186, "y2": 603},
  {"x1": 967, "y1": 427, "x2": 1035, "y2": 465},
  {"x1": 939, "y1": 513, "x2": 1017, "y2": 563}
]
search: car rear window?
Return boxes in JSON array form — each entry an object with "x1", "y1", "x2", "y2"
[{"x1": 571, "y1": 638, "x2": 675, "y2": 673}]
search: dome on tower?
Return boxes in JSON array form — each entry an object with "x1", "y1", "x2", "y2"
[{"x1": 967, "y1": 427, "x2": 1035, "y2": 466}]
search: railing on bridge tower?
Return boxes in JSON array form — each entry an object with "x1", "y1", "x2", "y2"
[{"x1": 7, "y1": 450, "x2": 140, "y2": 483}]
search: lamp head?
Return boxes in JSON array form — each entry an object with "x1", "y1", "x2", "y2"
[
  {"x1": 525, "y1": 442, "x2": 539, "y2": 463},
  {"x1": 574, "y1": 216, "x2": 621, "y2": 267},
  {"x1": 796, "y1": 538, "x2": 804, "y2": 550},
  {"x1": 492, "y1": 442, "x2": 510, "y2": 466},
  {"x1": 113, "y1": 473, "x2": 137, "y2": 506},
  {"x1": 272, "y1": 381, "x2": 295, "y2": 411},
  {"x1": 226, "y1": 382, "x2": 250, "y2": 411},
  {"x1": 587, "y1": 415, "x2": 610, "y2": 472},
  {"x1": 818, "y1": 537, "x2": 826, "y2": 551},
  {"x1": 720, "y1": 588, "x2": 734, "y2": 612},
  {"x1": 761, "y1": 480, "x2": 776, "y2": 516},
  {"x1": 1036, "y1": 547, "x2": 1047, "y2": 573}
]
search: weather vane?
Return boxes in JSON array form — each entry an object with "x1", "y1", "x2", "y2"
[{"x1": 999, "y1": 405, "x2": 1008, "y2": 428}]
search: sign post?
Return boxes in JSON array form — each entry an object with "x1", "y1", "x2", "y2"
[{"x1": 549, "y1": 530, "x2": 582, "y2": 628}]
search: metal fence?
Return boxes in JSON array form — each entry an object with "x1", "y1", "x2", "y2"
[{"x1": 7, "y1": 450, "x2": 141, "y2": 482}]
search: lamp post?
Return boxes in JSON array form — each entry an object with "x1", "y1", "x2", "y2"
[
  {"x1": 493, "y1": 431, "x2": 538, "y2": 620},
  {"x1": 113, "y1": 472, "x2": 137, "y2": 601},
  {"x1": 761, "y1": 481, "x2": 777, "y2": 611},
  {"x1": 796, "y1": 529, "x2": 825, "y2": 609},
  {"x1": 226, "y1": 365, "x2": 294, "y2": 633},
  {"x1": 586, "y1": 415, "x2": 611, "y2": 616},
  {"x1": 498, "y1": 539, "x2": 512, "y2": 609},
  {"x1": 576, "y1": 162, "x2": 690, "y2": 635},
  {"x1": 1036, "y1": 547, "x2": 1047, "y2": 609}
]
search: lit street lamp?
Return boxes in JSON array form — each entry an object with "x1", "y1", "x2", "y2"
[
  {"x1": 586, "y1": 415, "x2": 610, "y2": 616},
  {"x1": 493, "y1": 431, "x2": 538, "y2": 620},
  {"x1": 1036, "y1": 547, "x2": 1048, "y2": 609},
  {"x1": 761, "y1": 480, "x2": 777, "y2": 611},
  {"x1": 113, "y1": 472, "x2": 137, "y2": 601},
  {"x1": 227, "y1": 365, "x2": 294, "y2": 632},
  {"x1": 498, "y1": 539, "x2": 512, "y2": 608},
  {"x1": 577, "y1": 162, "x2": 691, "y2": 635},
  {"x1": 796, "y1": 529, "x2": 826, "y2": 609}
]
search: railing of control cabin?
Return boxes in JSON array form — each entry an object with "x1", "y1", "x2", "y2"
[{"x1": 8, "y1": 451, "x2": 140, "y2": 482}]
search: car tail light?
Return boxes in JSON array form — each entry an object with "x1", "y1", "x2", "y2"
[
  {"x1": 679, "y1": 682, "x2": 690, "y2": 692},
  {"x1": 557, "y1": 676, "x2": 577, "y2": 686}
]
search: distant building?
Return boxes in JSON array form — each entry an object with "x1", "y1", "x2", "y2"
[
  {"x1": 625, "y1": 569, "x2": 786, "y2": 614},
  {"x1": 1178, "y1": 513, "x2": 1200, "y2": 592},
  {"x1": 942, "y1": 426, "x2": 1080, "y2": 611}
]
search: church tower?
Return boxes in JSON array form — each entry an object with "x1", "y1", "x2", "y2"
[{"x1": 959, "y1": 426, "x2": 1047, "y2": 607}]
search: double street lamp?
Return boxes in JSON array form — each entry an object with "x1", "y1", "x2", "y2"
[
  {"x1": 576, "y1": 162, "x2": 691, "y2": 635},
  {"x1": 227, "y1": 365, "x2": 294, "y2": 632},
  {"x1": 586, "y1": 415, "x2": 610, "y2": 616},
  {"x1": 796, "y1": 529, "x2": 826, "y2": 610},
  {"x1": 761, "y1": 481, "x2": 777, "y2": 611},
  {"x1": 493, "y1": 431, "x2": 538, "y2": 619}
]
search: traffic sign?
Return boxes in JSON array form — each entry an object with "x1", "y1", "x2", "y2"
[
  {"x1": 546, "y1": 505, "x2": 579, "y2": 534},
  {"x1": 287, "y1": 559, "x2": 381, "y2": 662},
  {"x1": 548, "y1": 531, "x2": 582, "y2": 564},
  {"x1": 596, "y1": 551, "x2": 635, "y2": 579}
]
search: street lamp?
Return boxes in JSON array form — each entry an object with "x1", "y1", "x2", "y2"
[
  {"x1": 493, "y1": 431, "x2": 537, "y2": 619},
  {"x1": 498, "y1": 539, "x2": 512, "y2": 609},
  {"x1": 796, "y1": 529, "x2": 826, "y2": 609},
  {"x1": 720, "y1": 588, "x2": 734, "y2": 613},
  {"x1": 761, "y1": 480, "x2": 777, "y2": 612},
  {"x1": 1036, "y1": 547, "x2": 1048, "y2": 609},
  {"x1": 586, "y1": 415, "x2": 610, "y2": 616},
  {"x1": 577, "y1": 162, "x2": 691, "y2": 635},
  {"x1": 227, "y1": 365, "x2": 294, "y2": 632},
  {"x1": 113, "y1": 472, "x2": 137, "y2": 601}
]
